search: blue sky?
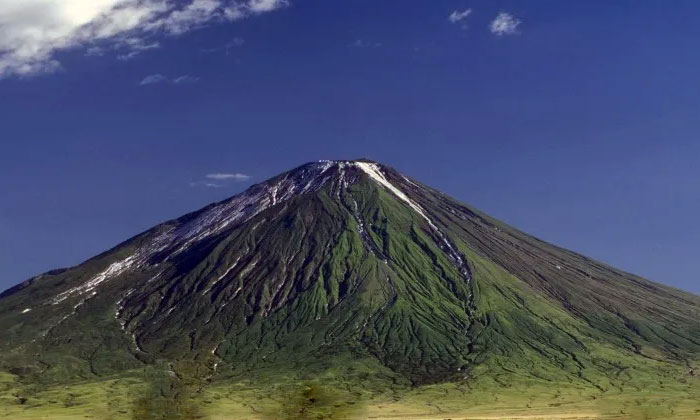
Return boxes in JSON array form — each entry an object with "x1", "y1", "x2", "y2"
[{"x1": 1, "y1": 1, "x2": 699, "y2": 294}]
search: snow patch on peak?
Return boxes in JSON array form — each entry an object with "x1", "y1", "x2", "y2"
[
  {"x1": 355, "y1": 162, "x2": 433, "y2": 226},
  {"x1": 48, "y1": 160, "x2": 405, "y2": 306},
  {"x1": 158, "y1": 161, "x2": 363, "y2": 259},
  {"x1": 355, "y1": 162, "x2": 471, "y2": 280}
]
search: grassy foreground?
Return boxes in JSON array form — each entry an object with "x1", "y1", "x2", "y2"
[{"x1": 2, "y1": 366, "x2": 699, "y2": 420}]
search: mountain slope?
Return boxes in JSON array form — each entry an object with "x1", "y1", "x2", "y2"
[{"x1": 1, "y1": 160, "x2": 699, "y2": 418}]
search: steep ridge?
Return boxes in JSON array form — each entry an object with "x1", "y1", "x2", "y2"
[{"x1": 0, "y1": 159, "x2": 698, "y2": 394}]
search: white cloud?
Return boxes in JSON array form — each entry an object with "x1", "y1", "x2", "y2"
[
  {"x1": 172, "y1": 74, "x2": 200, "y2": 83},
  {"x1": 190, "y1": 172, "x2": 251, "y2": 188},
  {"x1": 139, "y1": 73, "x2": 201, "y2": 84},
  {"x1": 448, "y1": 9, "x2": 471, "y2": 24},
  {"x1": 0, "y1": 0, "x2": 289, "y2": 79},
  {"x1": 139, "y1": 73, "x2": 166, "y2": 85},
  {"x1": 248, "y1": 0, "x2": 288, "y2": 13},
  {"x1": 146, "y1": 0, "x2": 221, "y2": 35},
  {"x1": 490, "y1": 12, "x2": 521, "y2": 36},
  {"x1": 206, "y1": 173, "x2": 250, "y2": 181},
  {"x1": 85, "y1": 46, "x2": 105, "y2": 57}
]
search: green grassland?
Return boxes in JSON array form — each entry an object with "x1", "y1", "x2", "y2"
[{"x1": 2, "y1": 363, "x2": 699, "y2": 420}]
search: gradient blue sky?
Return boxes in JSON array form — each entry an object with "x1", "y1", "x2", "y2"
[{"x1": 1, "y1": 0, "x2": 699, "y2": 294}]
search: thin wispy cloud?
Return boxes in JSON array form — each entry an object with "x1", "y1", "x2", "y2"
[
  {"x1": 139, "y1": 74, "x2": 200, "y2": 85},
  {"x1": 173, "y1": 75, "x2": 200, "y2": 84},
  {"x1": 448, "y1": 9, "x2": 472, "y2": 24},
  {"x1": 206, "y1": 173, "x2": 251, "y2": 181},
  {"x1": 190, "y1": 172, "x2": 251, "y2": 188},
  {"x1": 117, "y1": 39, "x2": 160, "y2": 60},
  {"x1": 117, "y1": 51, "x2": 140, "y2": 61},
  {"x1": 490, "y1": 12, "x2": 522, "y2": 36},
  {"x1": 0, "y1": 0, "x2": 289, "y2": 79},
  {"x1": 85, "y1": 47, "x2": 105, "y2": 57},
  {"x1": 139, "y1": 73, "x2": 167, "y2": 85},
  {"x1": 201, "y1": 37, "x2": 245, "y2": 54}
]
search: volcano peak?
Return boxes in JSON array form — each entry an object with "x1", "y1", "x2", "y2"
[{"x1": 1, "y1": 160, "x2": 699, "y2": 417}]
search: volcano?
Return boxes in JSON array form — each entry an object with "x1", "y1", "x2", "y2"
[{"x1": 1, "y1": 160, "x2": 699, "y2": 419}]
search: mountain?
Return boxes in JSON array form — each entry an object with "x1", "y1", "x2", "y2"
[{"x1": 1, "y1": 159, "x2": 699, "y2": 420}]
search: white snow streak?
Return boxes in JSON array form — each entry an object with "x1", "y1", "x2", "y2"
[
  {"x1": 53, "y1": 256, "x2": 136, "y2": 304},
  {"x1": 355, "y1": 162, "x2": 469, "y2": 278},
  {"x1": 355, "y1": 162, "x2": 435, "y2": 227}
]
